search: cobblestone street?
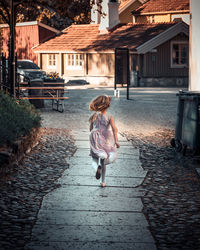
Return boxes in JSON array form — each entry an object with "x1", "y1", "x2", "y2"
[{"x1": 0, "y1": 87, "x2": 200, "y2": 249}]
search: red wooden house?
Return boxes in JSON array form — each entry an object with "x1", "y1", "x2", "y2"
[{"x1": 0, "y1": 21, "x2": 60, "y2": 64}]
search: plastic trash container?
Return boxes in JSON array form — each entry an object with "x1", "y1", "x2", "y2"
[
  {"x1": 171, "y1": 90, "x2": 200, "y2": 154},
  {"x1": 29, "y1": 80, "x2": 44, "y2": 109}
]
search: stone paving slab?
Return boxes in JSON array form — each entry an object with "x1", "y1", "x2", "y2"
[
  {"x1": 74, "y1": 148, "x2": 140, "y2": 159},
  {"x1": 63, "y1": 158, "x2": 146, "y2": 179},
  {"x1": 73, "y1": 133, "x2": 127, "y2": 142},
  {"x1": 35, "y1": 210, "x2": 148, "y2": 227},
  {"x1": 30, "y1": 225, "x2": 154, "y2": 243},
  {"x1": 26, "y1": 130, "x2": 156, "y2": 250},
  {"x1": 75, "y1": 140, "x2": 132, "y2": 148},
  {"x1": 67, "y1": 156, "x2": 141, "y2": 166},
  {"x1": 58, "y1": 175, "x2": 145, "y2": 187},
  {"x1": 41, "y1": 195, "x2": 143, "y2": 212},
  {"x1": 41, "y1": 186, "x2": 144, "y2": 199},
  {"x1": 27, "y1": 241, "x2": 157, "y2": 250},
  {"x1": 61, "y1": 166, "x2": 146, "y2": 179}
]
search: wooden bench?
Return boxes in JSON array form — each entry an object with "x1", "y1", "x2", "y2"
[{"x1": 18, "y1": 84, "x2": 69, "y2": 112}]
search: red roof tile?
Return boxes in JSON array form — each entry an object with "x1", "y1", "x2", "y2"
[
  {"x1": 34, "y1": 22, "x2": 180, "y2": 52},
  {"x1": 132, "y1": 0, "x2": 189, "y2": 14}
]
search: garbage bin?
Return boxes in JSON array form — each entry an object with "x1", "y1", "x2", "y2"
[
  {"x1": 29, "y1": 80, "x2": 44, "y2": 109},
  {"x1": 171, "y1": 90, "x2": 200, "y2": 154}
]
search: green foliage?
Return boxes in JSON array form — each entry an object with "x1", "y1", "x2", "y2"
[
  {"x1": 0, "y1": 91, "x2": 41, "y2": 147},
  {"x1": 0, "y1": 0, "x2": 94, "y2": 30}
]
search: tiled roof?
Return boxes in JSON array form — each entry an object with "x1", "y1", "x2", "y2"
[
  {"x1": 132, "y1": 0, "x2": 189, "y2": 14},
  {"x1": 34, "y1": 22, "x2": 179, "y2": 52}
]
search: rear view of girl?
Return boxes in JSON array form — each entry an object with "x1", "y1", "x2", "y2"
[{"x1": 89, "y1": 95, "x2": 120, "y2": 187}]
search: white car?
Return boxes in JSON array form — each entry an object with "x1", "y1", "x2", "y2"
[{"x1": 17, "y1": 59, "x2": 46, "y2": 82}]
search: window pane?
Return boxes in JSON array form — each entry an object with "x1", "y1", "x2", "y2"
[
  {"x1": 172, "y1": 43, "x2": 188, "y2": 66},
  {"x1": 68, "y1": 55, "x2": 71, "y2": 65},
  {"x1": 80, "y1": 54, "x2": 83, "y2": 66},
  {"x1": 173, "y1": 44, "x2": 179, "y2": 51},
  {"x1": 181, "y1": 46, "x2": 187, "y2": 64},
  {"x1": 49, "y1": 55, "x2": 52, "y2": 65},
  {"x1": 66, "y1": 53, "x2": 83, "y2": 67},
  {"x1": 172, "y1": 45, "x2": 179, "y2": 64}
]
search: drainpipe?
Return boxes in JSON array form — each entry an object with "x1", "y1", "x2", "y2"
[{"x1": 189, "y1": 0, "x2": 200, "y2": 91}]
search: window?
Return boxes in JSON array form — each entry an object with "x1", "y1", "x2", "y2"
[
  {"x1": 66, "y1": 54, "x2": 83, "y2": 69},
  {"x1": 171, "y1": 42, "x2": 188, "y2": 68},
  {"x1": 147, "y1": 15, "x2": 155, "y2": 23},
  {"x1": 47, "y1": 54, "x2": 57, "y2": 69}
]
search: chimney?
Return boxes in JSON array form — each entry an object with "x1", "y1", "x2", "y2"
[
  {"x1": 99, "y1": 0, "x2": 120, "y2": 33},
  {"x1": 91, "y1": 0, "x2": 101, "y2": 24}
]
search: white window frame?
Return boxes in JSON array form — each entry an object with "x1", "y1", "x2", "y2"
[
  {"x1": 147, "y1": 15, "x2": 155, "y2": 23},
  {"x1": 170, "y1": 41, "x2": 189, "y2": 68},
  {"x1": 47, "y1": 54, "x2": 57, "y2": 69},
  {"x1": 66, "y1": 53, "x2": 83, "y2": 70}
]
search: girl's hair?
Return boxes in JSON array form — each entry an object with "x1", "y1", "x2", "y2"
[
  {"x1": 89, "y1": 95, "x2": 111, "y2": 112},
  {"x1": 89, "y1": 95, "x2": 111, "y2": 124}
]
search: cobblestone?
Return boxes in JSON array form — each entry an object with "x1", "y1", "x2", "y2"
[
  {"x1": 124, "y1": 129, "x2": 200, "y2": 250},
  {"x1": 1, "y1": 87, "x2": 200, "y2": 249},
  {"x1": 0, "y1": 128, "x2": 76, "y2": 250}
]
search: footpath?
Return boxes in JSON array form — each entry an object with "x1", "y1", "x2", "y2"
[{"x1": 26, "y1": 129, "x2": 156, "y2": 250}]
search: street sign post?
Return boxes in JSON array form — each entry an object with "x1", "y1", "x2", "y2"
[{"x1": 115, "y1": 48, "x2": 130, "y2": 100}]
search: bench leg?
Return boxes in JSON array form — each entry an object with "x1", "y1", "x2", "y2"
[
  {"x1": 52, "y1": 99, "x2": 64, "y2": 113},
  {"x1": 62, "y1": 100, "x2": 64, "y2": 112},
  {"x1": 57, "y1": 99, "x2": 59, "y2": 111},
  {"x1": 57, "y1": 99, "x2": 64, "y2": 113},
  {"x1": 52, "y1": 99, "x2": 58, "y2": 111}
]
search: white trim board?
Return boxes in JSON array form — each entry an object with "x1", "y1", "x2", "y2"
[
  {"x1": 119, "y1": 0, "x2": 138, "y2": 14},
  {"x1": 136, "y1": 22, "x2": 189, "y2": 54},
  {"x1": 0, "y1": 21, "x2": 60, "y2": 34}
]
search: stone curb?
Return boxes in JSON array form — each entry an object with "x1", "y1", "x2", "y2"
[{"x1": 0, "y1": 127, "x2": 41, "y2": 175}]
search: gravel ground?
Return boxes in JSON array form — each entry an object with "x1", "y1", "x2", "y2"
[
  {"x1": 124, "y1": 129, "x2": 200, "y2": 250},
  {"x1": 0, "y1": 128, "x2": 76, "y2": 250}
]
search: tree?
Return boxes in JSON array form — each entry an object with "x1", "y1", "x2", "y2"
[{"x1": 0, "y1": 0, "x2": 100, "y2": 30}]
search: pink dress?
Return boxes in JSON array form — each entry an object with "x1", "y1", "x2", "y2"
[{"x1": 90, "y1": 113, "x2": 117, "y2": 165}]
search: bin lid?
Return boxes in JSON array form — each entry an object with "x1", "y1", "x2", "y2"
[{"x1": 177, "y1": 90, "x2": 200, "y2": 97}]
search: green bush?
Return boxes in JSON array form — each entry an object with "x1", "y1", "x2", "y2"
[{"x1": 0, "y1": 91, "x2": 41, "y2": 147}]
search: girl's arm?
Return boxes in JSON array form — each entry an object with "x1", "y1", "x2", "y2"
[
  {"x1": 110, "y1": 116, "x2": 120, "y2": 148},
  {"x1": 90, "y1": 122, "x2": 93, "y2": 131}
]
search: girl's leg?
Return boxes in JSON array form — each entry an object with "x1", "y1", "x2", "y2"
[{"x1": 101, "y1": 159, "x2": 106, "y2": 184}]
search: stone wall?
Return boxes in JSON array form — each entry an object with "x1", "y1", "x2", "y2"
[{"x1": 139, "y1": 77, "x2": 188, "y2": 87}]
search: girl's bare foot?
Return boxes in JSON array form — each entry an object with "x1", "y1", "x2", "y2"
[{"x1": 101, "y1": 182, "x2": 106, "y2": 187}]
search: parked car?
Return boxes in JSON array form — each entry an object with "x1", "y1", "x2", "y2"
[{"x1": 17, "y1": 59, "x2": 46, "y2": 82}]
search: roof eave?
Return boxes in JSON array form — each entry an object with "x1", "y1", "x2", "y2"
[
  {"x1": 33, "y1": 49, "x2": 115, "y2": 54},
  {"x1": 136, "y1": 22, "x2": 189, "y2": 54},
  {"x1": 119, "y1": 0, "x2": 138, "y2": 14},
  {"x1": 132, "y1": 9, "x2": 190, "y2": 16}
]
